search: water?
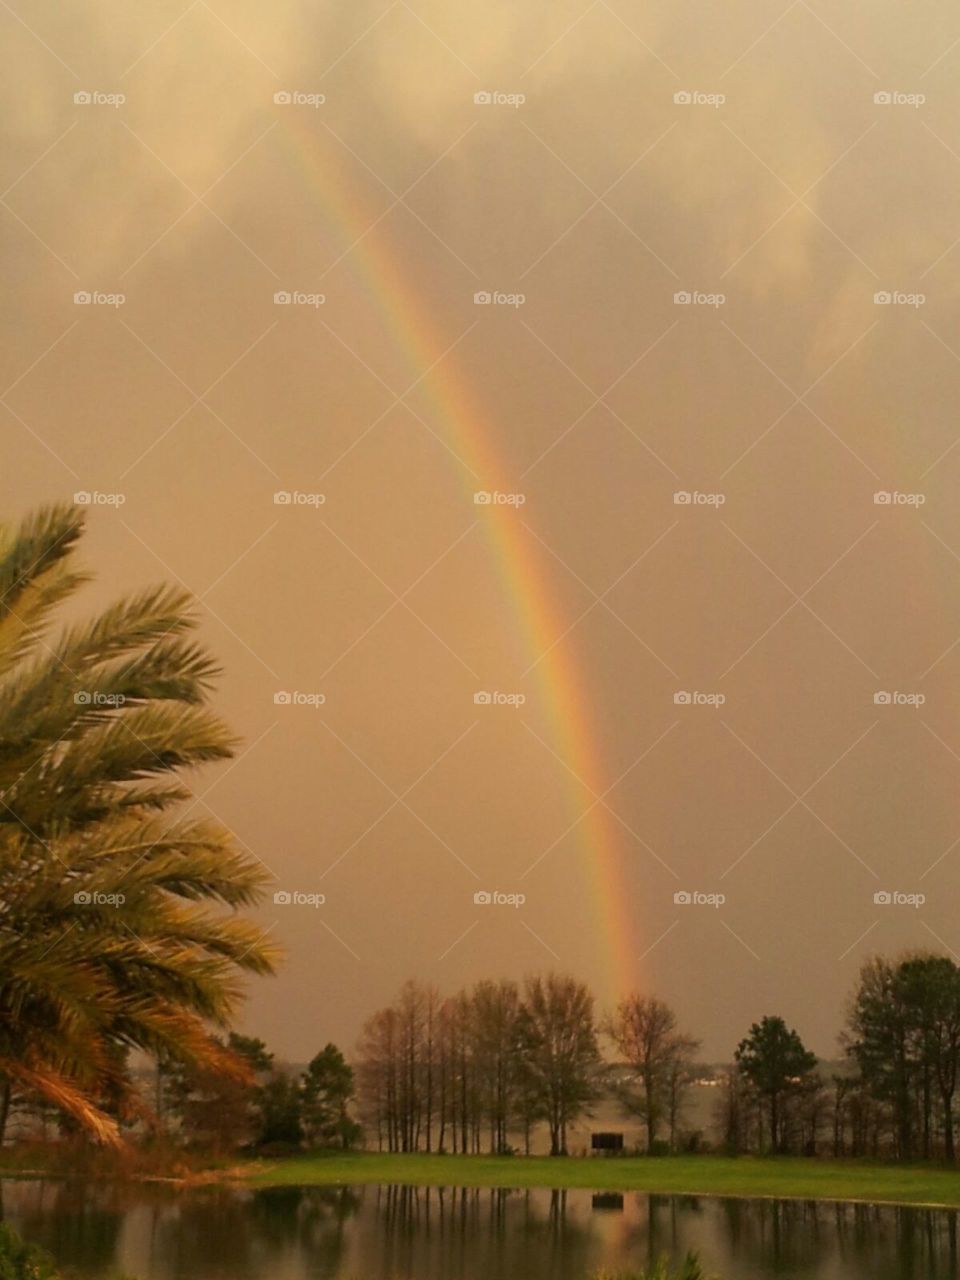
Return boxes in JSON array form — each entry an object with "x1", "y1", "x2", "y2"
[{"x1": 2, "y1": 1180, "x2": 959, "y2": 1280}]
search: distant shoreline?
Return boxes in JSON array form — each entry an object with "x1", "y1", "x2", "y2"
[
  {"x1": 235, "y1": 1152, "x2": 960, "y2": 1210},
  {"x1": 4, "y1": 1150, "x2": 959, "y2": 1211}
]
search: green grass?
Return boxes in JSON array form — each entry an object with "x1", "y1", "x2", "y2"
[{"x1": 243, "y1": 1151, "x2": 960, "y2": 1207}]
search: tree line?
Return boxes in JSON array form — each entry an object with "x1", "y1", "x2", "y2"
[
  {"x1": 717, "y1": 955, "x2": 960, "y2": 1161},
  {"x1": 24, "y1": 950, "x2": 957, "y2": 1161},
  {"x1": 354, "y1": 974, "x2": 702, "y2": 1156},
  {"x1": 161, "y1": 1036, "x2": 360, "y2": 1153},
  {"x1": 355, "y1": 955, "x2": 960, "y2": 1162}
]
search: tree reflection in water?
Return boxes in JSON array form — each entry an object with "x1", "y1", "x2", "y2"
[{"x1": 0, "y1": 1179, "x2": 958, "y2": 1279}]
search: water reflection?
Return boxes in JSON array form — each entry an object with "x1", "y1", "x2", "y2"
[{"x1": 1, "y1": 1179, "x2": 958, "y2": 1280}]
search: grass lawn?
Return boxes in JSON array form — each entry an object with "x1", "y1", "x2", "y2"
[{"x1": 244, "y1": 1151, "x2": 960, "y2": 1208}]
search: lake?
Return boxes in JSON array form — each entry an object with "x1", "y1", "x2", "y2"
[{"x1": 2, "y1": 1180, "x2": 958, "y2": 1279}]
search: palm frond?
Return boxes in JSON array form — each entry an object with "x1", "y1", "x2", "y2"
[{"x1": 0, "y1": 504, "x2": 280, "y2": 1144}]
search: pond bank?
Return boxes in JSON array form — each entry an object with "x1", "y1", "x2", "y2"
[{"x1": 238, "y1": 1151, "x2": 960, "y2": 1208}]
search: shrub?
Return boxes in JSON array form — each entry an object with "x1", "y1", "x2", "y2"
[
  {"x1": 592, "y1": 1251, "x2": 712, "y2": 1280},
  {"x1": 0, "y1": 1223, "x2": 61, "y2": 1280}
]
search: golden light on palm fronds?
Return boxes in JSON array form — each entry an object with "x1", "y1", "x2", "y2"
[{"x1": 0, "y1": 503, "x2": 280, "y2": 1144}]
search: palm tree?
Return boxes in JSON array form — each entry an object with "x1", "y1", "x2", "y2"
[{"x1": 0, "y1": 504, "x2": 279, "y2": 1143}]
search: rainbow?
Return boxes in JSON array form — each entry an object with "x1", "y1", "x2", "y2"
[{"x1": 277, "y1": 117, "x2": 638, "y2": 995}]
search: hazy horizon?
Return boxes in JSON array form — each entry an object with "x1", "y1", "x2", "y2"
[{"x1": 4, "y1": 0, "x2": 960, "y2": 1064}]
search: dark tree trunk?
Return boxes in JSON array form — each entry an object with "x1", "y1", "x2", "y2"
[
  {"x1": 0, "y1": 1080, "x2": 10, "y2": 1147},
  {"x1": 944, "y1": 1091, "x2": 956, "y2": 1162}
]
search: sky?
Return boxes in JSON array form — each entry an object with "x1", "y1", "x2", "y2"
[{"x1": 3, "y1": 0, "x2": 960, "y2": 1062}]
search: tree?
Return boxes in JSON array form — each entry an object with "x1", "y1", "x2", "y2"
[
  {"x1": 715, "y1": 1065, "x2": 748, "y2": 1154},
  {"x1": 517, "y1": 974, "x2": 600, "y2": 1155},
  {"x1": 471, "y1": 979, "x2": 522, "y2": 1153},
  {"x1": 605, "y1": 995, "x2": 700, "y2": 1151},
  {"x1": 256, "y1": 1069, "x2": 303, "y2": 1148},
  {"x1": 301, "y1": 1043, "x2": 360, "y2": 1149},
  {"x1": 896, "y1": 955, "x2": 960, "y2": 1162},
  {"x1": 846, "y1": 953, "x2": 960, "y2": 1161},
  {"x1": 356, "y1": 1006, "x2": 400, "y2": 1152},
  {"x1": 165, "y1": 1034, "x2": 272, "y2": 1152},
  {"x1": 846, "y1": 957, "x2": 914, "y2": 1157},
  {"x1": 666, "y1": 1033, "x2": 701, "y2": 1150},
  {"x1": 0, "y1": 504, "x2": 279, "y2": 1143},
  {"x1": 357, "y1": 984, "x2": 471, "y2": 1154},
  {"x1": 735, "y1": 1016, "x2": 817, "y2": 1153}
]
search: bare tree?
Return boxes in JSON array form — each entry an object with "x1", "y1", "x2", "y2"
[
  {"x1": 471, "y1": 979, "x2": 523, "y2": 1153},
  {"x1": 606, "y1": 995, "x2": 700, "y2": 1152},
  {"x1": 518, "y1": 974, "x2": 600, "y2": 1156},
  {"x1": 356, "y1": 1007, "x2": 400, "y2": 1151}
]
